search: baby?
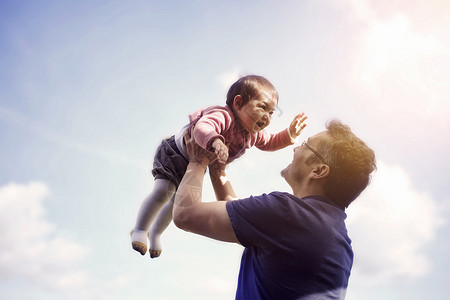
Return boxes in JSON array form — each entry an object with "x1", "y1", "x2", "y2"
[{"x1": 131, "y1": 75, "x2": 307, "y2": 258}]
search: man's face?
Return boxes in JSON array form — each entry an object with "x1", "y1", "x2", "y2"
[
  {"x1": 281, "y1": 131, "x2": 328, "y2": 185},
  {"x1": 234, "y1": 91, "x2": 277, "y2": 134}
]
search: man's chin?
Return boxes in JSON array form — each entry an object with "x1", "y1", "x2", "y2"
[{"x1": 280, "y1": 164, "x2": 290, "y2": 178}]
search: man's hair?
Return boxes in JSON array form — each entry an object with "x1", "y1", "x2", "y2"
[
  {"x1": 226, "y1": 75, "x2": 279, "y2": 108},
  {"x1": 315, "y1": 120, "x2": 376, "y2": 208}
]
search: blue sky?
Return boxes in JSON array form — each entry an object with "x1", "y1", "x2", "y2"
[{"x1": 1, "y1": 1, "x2": 449, "y2": 299}]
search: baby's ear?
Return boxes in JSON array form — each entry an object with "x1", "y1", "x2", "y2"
[{"x1": 233, "y1": 95, "x2": 243, "y2": 110}]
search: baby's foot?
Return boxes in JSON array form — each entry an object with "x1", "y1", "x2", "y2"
[
  {"x1": 130, "y1": 229, "x2": 149, "y2": 256},
  {"x1": 149, "y1": 249, "x2": 162, "y2": 258},
  {"x1": 149, "y1": 234, "x2": 163, "y2": 258}
]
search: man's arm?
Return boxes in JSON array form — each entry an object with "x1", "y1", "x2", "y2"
[
  {"x1": 172, "y1": 130, "x2": 239, "y2": 243},
  {"x1": 208, "y1": 161, "x2": 237, "y2": 201}
]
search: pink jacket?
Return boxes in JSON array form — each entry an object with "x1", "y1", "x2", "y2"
[{"x1": 190, "y1": 105, "x2": 293, "y2": 163}]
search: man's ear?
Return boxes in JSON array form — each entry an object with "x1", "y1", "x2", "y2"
[
  {"x1": 312, "y1": 164, "x2": 330, "y2": 179},
  {"x1": 233, "y1": 95, "x2": 243, "y2": 110}
]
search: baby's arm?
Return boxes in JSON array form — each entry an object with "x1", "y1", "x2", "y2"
[
  {"x1": 208, "y1": 161, "x2": 237, "y2": 201},
  {"x1": 288, "y1": 113, "x2": 308, "y2": 140},
  {"x1": 211, "y1": 138, "x2": 229, "y2": 164},
  {"x1": 255, "y1": 112, "x2": 308, "y2": 151}
]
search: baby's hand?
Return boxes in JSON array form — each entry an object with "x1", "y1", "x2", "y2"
[
  {"x1": 211, "y1": 139, "x2": 229, "y2": 164},
  {"x1": 289, "y1": 113, "x2": 308, "y2": 139}
]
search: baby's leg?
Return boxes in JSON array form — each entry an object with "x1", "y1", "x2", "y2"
[
  {"x1": 148, "y1": 199, "x2": 174, "y2": 258},
  {"x1": 131, "y1": 179, "x2": 176, "y2": 255}
]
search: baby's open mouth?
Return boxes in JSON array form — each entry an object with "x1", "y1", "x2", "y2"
[{"x1": 256, "y1": 121, "x2": 264, "y2": 128}]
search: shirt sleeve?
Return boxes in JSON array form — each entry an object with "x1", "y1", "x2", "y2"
[
  {"x1": 226, "y1": 192, "x2": 291, "y2": 248},
  {"x1": 192, "y1": 107, "x2": 233, "y2": 150},
  {"x1": 254, "y1": 128, "x2": 294, "y2": 151}
]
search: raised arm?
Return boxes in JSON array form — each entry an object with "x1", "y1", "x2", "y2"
[
  {"x1": 255, "y1": 113, "x2": 308, "y2": 151},
  {"x1": 172, "y1": 129, "x2": 238, "y2": 243}
]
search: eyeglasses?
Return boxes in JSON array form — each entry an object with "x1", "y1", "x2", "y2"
[{"x1": 301, "y1": 141, "x2": 326, "y2": 162}]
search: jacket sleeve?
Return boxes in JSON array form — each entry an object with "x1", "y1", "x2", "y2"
[
  {"x1": 254, "y1": 128, "x2": 295, "y2": 151},
  {"x1": 193, "y1": 108, "x2": 233, "y2": 150}
]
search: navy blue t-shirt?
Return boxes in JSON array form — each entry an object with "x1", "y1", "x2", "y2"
[{"x1": 226, "y1": 192, "x2": 353, "y2": 300}]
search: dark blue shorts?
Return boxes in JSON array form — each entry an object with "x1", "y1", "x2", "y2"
[{"x1": 151, "y1": 136, "x2": 188, "y2": 187}]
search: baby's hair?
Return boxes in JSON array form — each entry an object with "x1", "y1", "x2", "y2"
[{"x1": 226, "y1": 75, "x2": 279, "y2": 108}]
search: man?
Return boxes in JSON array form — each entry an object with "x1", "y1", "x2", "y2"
[{"x1": 173, "y1": 119, "x2": 376, "y2": 299}]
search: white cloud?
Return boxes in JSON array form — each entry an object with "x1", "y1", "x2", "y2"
[
  {"x1": 217, "y1": 68, "x2": 242, "y2": 90},
  {"x1": 0, "y1": 182, "x2": 90, "y2": 290},
  {"x1": 359, "y1": 14, "x2": 440, "y2": 83},
  {"x1": 346, "y1": 3, "x2": 450, "y2": 134},
  {"x1": 346, "y1": 161, "x2": 445, "y2": 285},
  {"x1": 0, "y1": 181, "x2": 170, "y2": 300}
]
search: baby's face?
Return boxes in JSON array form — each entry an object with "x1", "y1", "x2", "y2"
[{"x1": 235, "y1": 91, "x2": 277, "y2": 134}]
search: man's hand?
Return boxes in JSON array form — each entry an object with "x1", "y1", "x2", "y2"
[
  {"x1": 289, "y1": 113, "x2": 308, "y2": 139},
  {"x1": 212, "y1": 138, "x2": 229, "y2": 164},
  {"x1": 185, "y1": 126, "x2": 217, "y2": 167}
]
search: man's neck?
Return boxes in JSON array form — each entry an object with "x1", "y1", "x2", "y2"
[{"x1": 292, "y1": 184, "x2": 325, "y2": 199}]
